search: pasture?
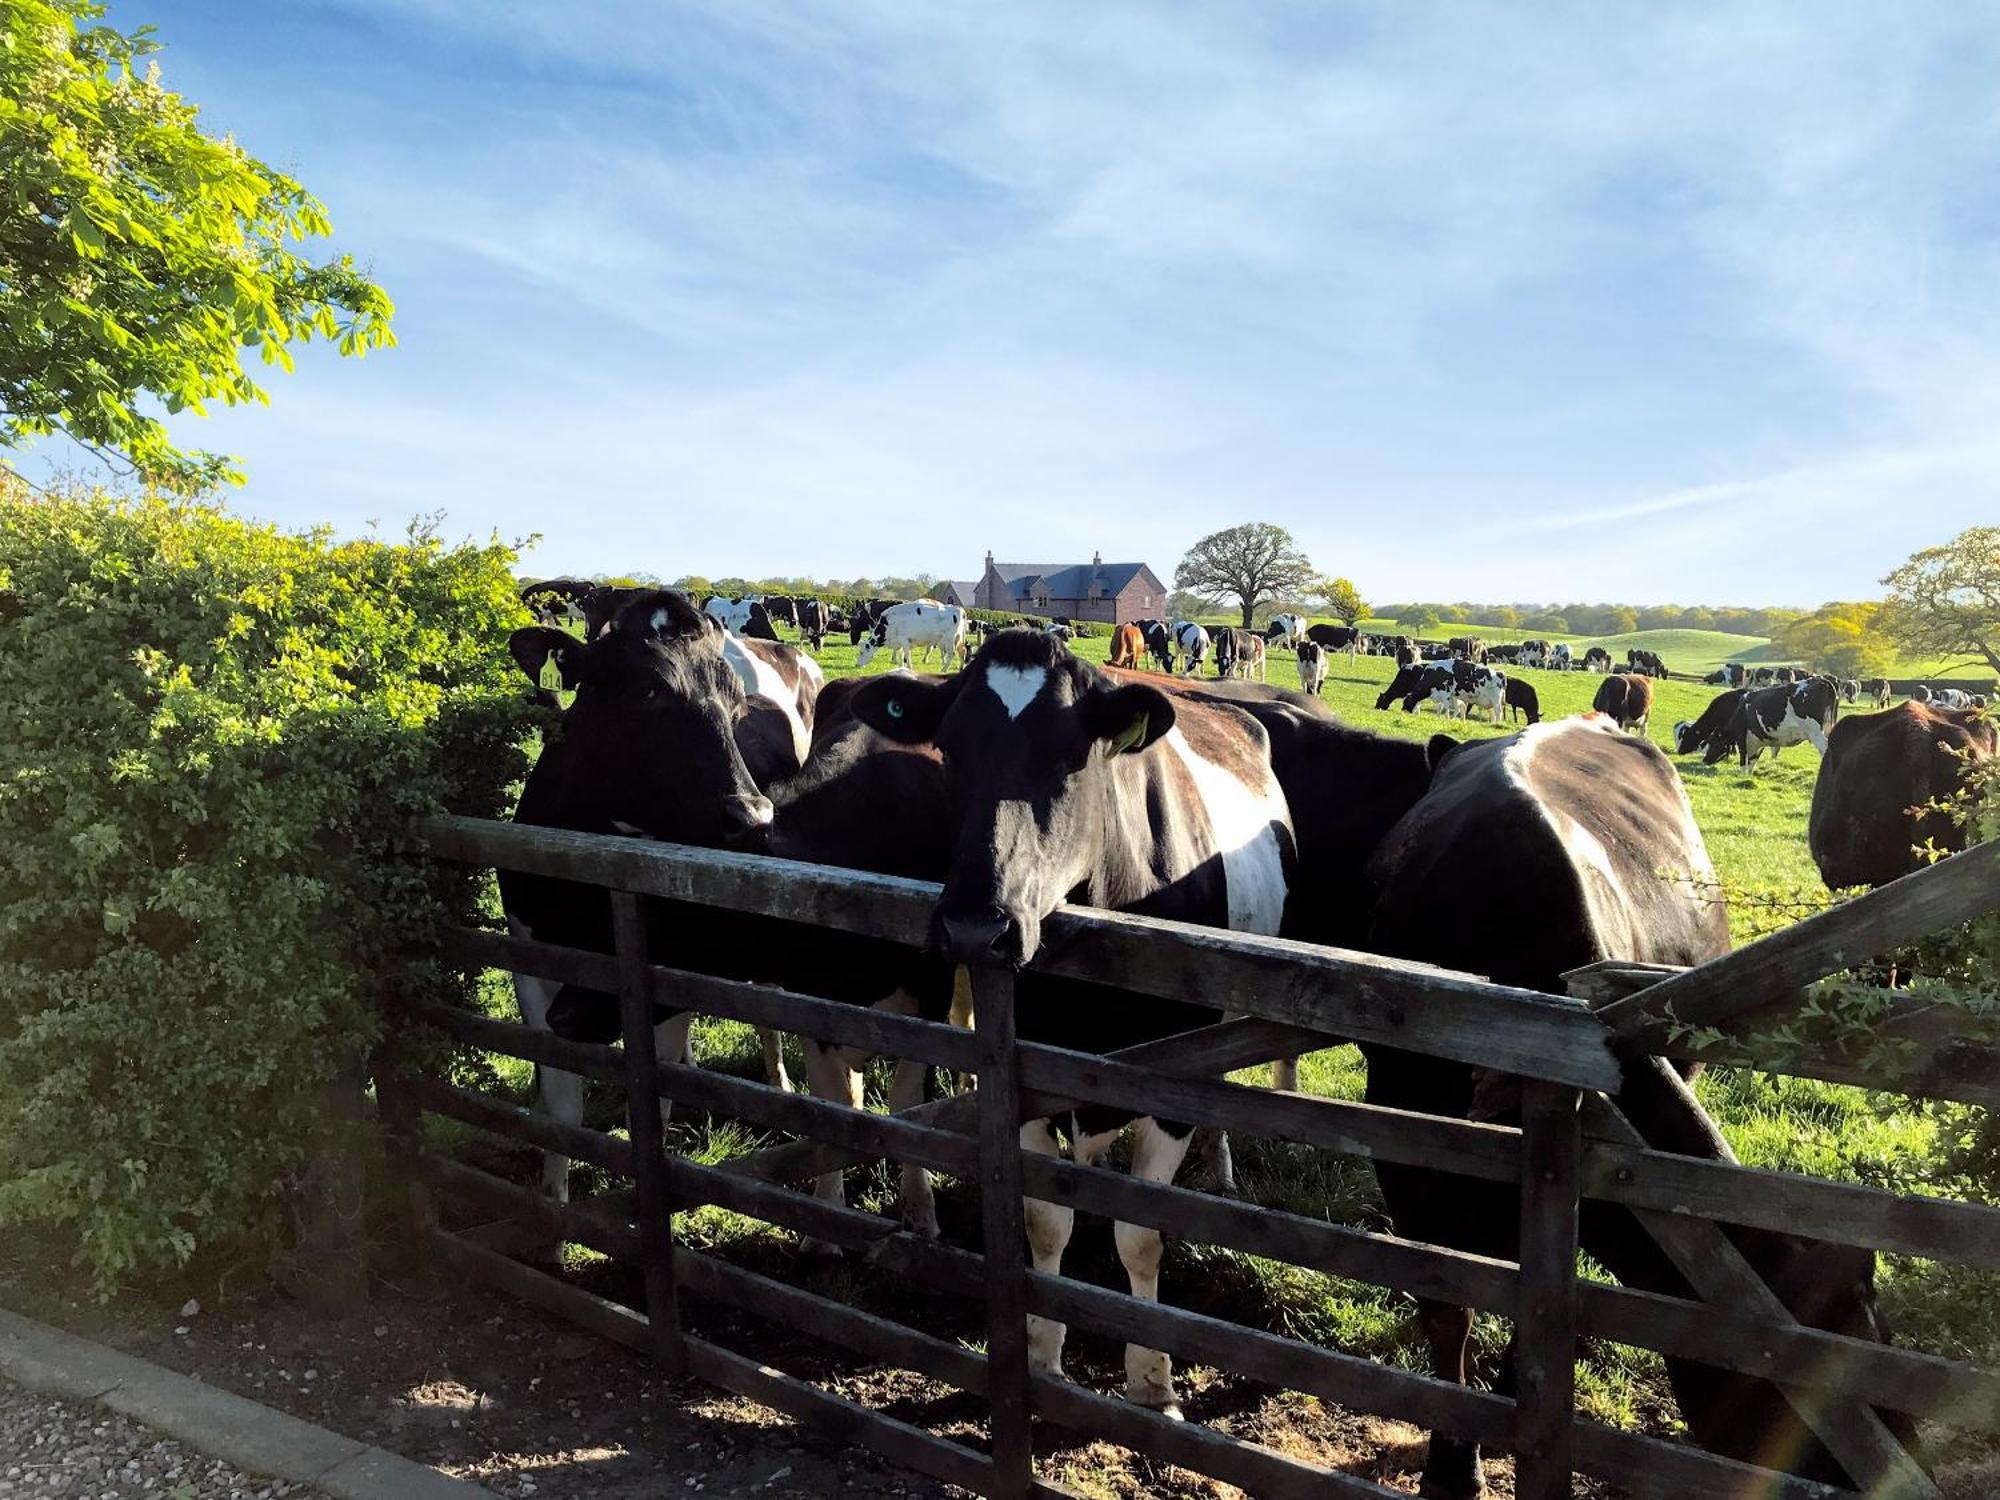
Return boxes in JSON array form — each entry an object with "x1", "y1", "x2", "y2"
[{"x1": 470, "y1": 612, "x2": 1996, "y2": 1494}]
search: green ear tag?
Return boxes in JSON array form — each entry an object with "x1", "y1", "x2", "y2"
[
  {"x1": 1108, "y1": 713, "x2": 1149, "y2": 755},
  {"x1": 538, "y1": 652, "x2": 564, "y2": 692}
]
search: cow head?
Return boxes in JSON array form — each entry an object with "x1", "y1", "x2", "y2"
[
  {"x1": 507, "y1": 590, "x2": 774, "y2": 848},
  {"x1": 851, "y1": 631, "x2": 1173, "y2": 966}
]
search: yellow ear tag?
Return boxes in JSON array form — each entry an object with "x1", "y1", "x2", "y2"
[
  {"x1": 538, "y1": 652, "x2": 565, "y2": 693},
  {"x1": 1107, "y1": 713, "x2": 1149, "y2": 756}
]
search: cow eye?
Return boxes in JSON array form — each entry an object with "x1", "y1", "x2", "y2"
[{"x1": 886, "y1": 698, "x2": 904, "y2": 719}]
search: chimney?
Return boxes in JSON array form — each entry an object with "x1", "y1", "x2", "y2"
[
  {"x1": 1093, "y1": 550, "x2": 1102, "y2": 567},
  {"x1": 984, "y1": 550, "x2": 994, "y2": 571}
]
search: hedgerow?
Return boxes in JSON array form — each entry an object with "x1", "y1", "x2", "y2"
[{"x1": 0, "y1": 485, "x2": 539, "y2": 1287}]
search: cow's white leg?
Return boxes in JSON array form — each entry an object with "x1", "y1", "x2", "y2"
[
  {"x1": 758, "y1": 1025, "x2": 792, "y2": 1093},
  {"x1": 802, "y1": 1037, "x2": 866, "y2": 1254},
  {"x1": 1118, "y1": 1119, "x2": 1195, "y2": 1416},
  {"x1": 870, "y1": 990, "x2": 941, "y2": 1238},
  {"x1": 512, "y1": 962, "x2": 582, "y2": 1205},
  {"x1": 1020, "y1": 1118, "x2": 1074, "y2": 1376},
  {"x1": 1806, "y1": 722, "x2": 1830, "y2": 755},
  {"x1": 655, "y1": 1010, "x2": 694, "y2": 1135}
]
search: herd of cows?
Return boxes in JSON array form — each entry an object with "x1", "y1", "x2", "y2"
[{"x1": 500, "y1": 578, "x2": 1991, "y2": 1497}]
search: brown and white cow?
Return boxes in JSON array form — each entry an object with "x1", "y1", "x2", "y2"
[
  {"x1": 1592, "y1": 671, "x2": 1654, "y2": 733},
  {"x1": 1808, "y1": 700, "x2": 1997, "y2": 889}
]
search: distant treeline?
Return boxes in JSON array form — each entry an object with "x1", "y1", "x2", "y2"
[{"x1": 1373, "y1": 602, "x2": 1805, "y2": 637}]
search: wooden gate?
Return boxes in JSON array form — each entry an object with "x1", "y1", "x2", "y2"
[{"x1": 384, "y1": 817, "x2": 2000, "y2": 1499}]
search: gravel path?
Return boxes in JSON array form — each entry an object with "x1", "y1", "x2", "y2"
[{"x1": 0, "y1": 1376, "x2": 326, "y2": 1499}]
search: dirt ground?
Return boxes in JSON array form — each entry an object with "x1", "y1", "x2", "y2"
[{"x1": 0, "y1": 1211, "x2": 1539, "y2": 1500}]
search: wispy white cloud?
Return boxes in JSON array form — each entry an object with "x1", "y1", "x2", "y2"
[{"x1": 95, "y1": 1, "x2": 2000, "y2": 603}]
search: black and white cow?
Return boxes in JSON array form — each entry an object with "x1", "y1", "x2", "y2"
[
  {"x1": 1929, "y1": 687, "x2": 1974, "y2": 711},
  {"x1": 851, "y1": 631, "x2": 1294, "y2": 1417},
  {"x1": 856, "y1": 600, "x2": 967, "y2": 670},
  {"x1": 1134, "y1": 618, "x2": 1176, "y2": 673},
  {"x1": 1549, "y1": 642, "x2": 1573, "y2": 671},
  {"x1": 1295, "y1": 638, "x2": 1328, "y2": 696},
  {"x1": 1627, "y1": 648, "x2": 1668, "y2": 677},
  {"x1": 1703, "y1": 675, "x2": 1840, "y2": 769},
  {"x1": 1263, "y1": 612, "x2": 1309, "y2": 648},
  {"x1": 502, "y1": 591, "x2": 805, "y2": 1200},
  {"x1": 1358, "y1": 717, "x2": 1912, "y2": 1498},
  {"x1": 1306, "y1": 623, "x2": 1367, "y2": 658},
  {"x1": 1671, "y1": 687, "x2": 1749, "y2": 757},
  {"x1": 795, "y1": 598, "x2": 829, "y2": 651},
  {"x1": 1212, "y1": 627, "x2": 1267, "y2": 681},
  {"x1": 1581, "y1": 646, "x2": 1612, "y2": 673},
  {"x1": 1171, "y1": 621, "x2": 1210, "y2": 677},
  {"x1": 1376, "y1": 660, "x2": 1474, "y2": 715},
  {"x1": 1863, "y1": 677, "x2": 1892, "y2": 709},
  {"x1": 1516, "y1": 639, "x2": 1551, "y2": 669},
  {"x1": 846, "y1": 598, "x2": 901, "y2": 646}
]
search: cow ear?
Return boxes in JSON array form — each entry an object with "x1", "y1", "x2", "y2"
[
  {"x1": 1425, "y1": 733, "x2": 1460, "y2": 776},
  {"x1": 508, "y1": 627, "x2": 582, "y2": 690},
  {"x1": 1086, "y1": 683, "x2": 1174, "y2": 755},
  {"x1": 852, "y1": 675, "x2": 956, "y2": 745}
]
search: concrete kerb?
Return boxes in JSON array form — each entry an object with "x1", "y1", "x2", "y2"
[{"x1": 0, "y1": 1306, "x2": 494, "y2": 1500}]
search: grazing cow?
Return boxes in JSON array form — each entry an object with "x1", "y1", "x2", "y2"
[
  {"x1": 856, "y1": 601, "x2": 967, "y2": 670},
  {"x1": 1910, "y1": 683, "x2": 1932, "y2": 703},
  {"x1": 764, "y1": 595, "x2": 799, "y2": 628},
  {"x1": 1213, "y1": 627, "x2": 1267, "y2": 681},
  {"x1": 1458, "y1": 665, "x2": 1506, "y2": 724},
  {"x1": 1809, "y1": 701, "x2": 1998, "y2": 890},
  {"x1": 1136, "y1": 619, "x2": 1177, "y2": 673},
  {"x1": 1503, "y1": 676, "x2": 1540, "y2": 724},
  {"x1": 1109, "y1": 622, "x2": 1146, "y2": 670},
  {"x1": 1395, "y1": 643, "x2": 1419, "y2": 669},
  {"x1": 1517, "y1": 639, "x2": 1550, "y2": 669},
  {"x1": 1592, "y1": 672, "x2": 1654, "y2": 733},
  {"x1": 1484, "y1": 644, "x2": 1521, "y2": 666},
  {"x1": 1840, "y1": 678, "x2": 1860, "y2": 704},
  {"x1": 795, "y1": 598, "x2": 829, "y2": 651},
  {"x1": 1703, "y1": 675, "x2": 1840, "y2": 770},
  {"x1": 846, "y1": 598, "x2": 901, "y2": 646},
  {"x1": 1750, "y1": 666, "x2": 1776, "y2": 686},
  {"x1": 1704, "y1": 664, "x2": 1749, "y2": 688},
  {"x1": 1172, "y1": 621, "x2": 1210, "y2": 676},
  {"x1": 1930, "y1": 687, "x2": 1974, "y2": 711},
  {"x1": 1863, "y1": 677, "x2": 1892, "y2": 709},
  {"x1": 1376, "y1": 661, "x2": 1467, "y2": 715},
  {"x1": 1627, "y1": 648, "x2": 1668, "y2": 678},
  {"x1": 1672, "y1": 688, "x2": 1750, "y2": 757},
  {"x1": 1448, "y1": 635, "x2": 1485, "y2": 663},
  {"x1": 852, "y1": 631, "x2": 1294, "y2": 1417},
  {"x1": 1361, "y1": 718, "x2": 1911, "y2": 1498},
  {"x1": 1295, "y1": 639, "x2": 1328, "y2": 696},
  {"x1": 1582, "y1": 646, "x2": 1612, "y2": 673},
  {"x1": 1549, "y1": 642, "x2": 1573, "y2": 671},
  {"x1": 1263, "y1": 612, "x2": 1309, "y2": 648},
  {"x1": 501, "y1": 592, "x2": 803, "y2": 1201},
  {"x1": 1306, "y1": 623, "x2": 1367, "y2": 658},
  {"x1": 1045, "y1": 622, "x2": 1075, "y2": 643}
]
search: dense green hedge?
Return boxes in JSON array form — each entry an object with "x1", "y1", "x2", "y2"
[{"x1": 0, "y1": 488, "x2": 539, "y2": 1286}]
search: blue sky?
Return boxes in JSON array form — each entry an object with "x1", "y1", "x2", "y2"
[{"x1": 50, "y1": 2, "x2": 2000, "y2": 605}]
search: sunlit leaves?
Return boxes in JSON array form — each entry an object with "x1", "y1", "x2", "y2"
[{"x1": 0, "y1": 1, "x2": 395, "y2": 489}]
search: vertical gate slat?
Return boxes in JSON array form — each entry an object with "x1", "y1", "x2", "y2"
[
  {"x1": 1513, "y1": 1081, "x2": 1580, "y2": 1500},
  {"x1": 612, "y1": 889, "x2": 686, "y2": 1377},
  {"x1": 974, "y1": 965, "x2": 1035, "y2": 1499}
]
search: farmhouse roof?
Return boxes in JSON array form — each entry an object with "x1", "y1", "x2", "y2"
[{"x1": 988, "y1": 560, "x2": 1154, "y2": 599}]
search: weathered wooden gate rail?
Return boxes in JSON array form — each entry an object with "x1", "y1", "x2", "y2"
[{"x1": 388, "y1": 814, "x2": 2000, "y2": 1500}]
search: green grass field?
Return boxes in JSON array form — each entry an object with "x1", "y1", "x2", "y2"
[{"x1": 478, "y1": 619, "x2": 1991, "y2": 1472}]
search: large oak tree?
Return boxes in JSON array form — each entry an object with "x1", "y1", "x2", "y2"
[
  {"x1": 1882, "y1": 527, "x2": 2000, "y2": 676},
  {"x1": 0, "y1": 1, "x2": 394, "y2": 489},
  {"x1": 1174, "y1": 522, "x2": 1315, "y2": 628}
]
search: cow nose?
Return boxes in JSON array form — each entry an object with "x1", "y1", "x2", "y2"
[
  {"x1": 936, "y1": 906, "x2": 1021, "y2": 966},
  {"x1": 719, "y1": 794, "x2": 775, "y2": 848}
]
